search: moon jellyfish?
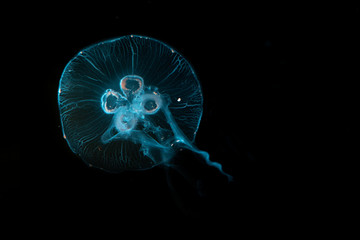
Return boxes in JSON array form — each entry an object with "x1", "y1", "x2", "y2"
[{"x1": 58, "y1": 35, "x2": 232, "y2": 181}]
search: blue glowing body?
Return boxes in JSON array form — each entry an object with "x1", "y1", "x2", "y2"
[{"x1": 58, "y1": 35, "x2": 231, "y2": 180}]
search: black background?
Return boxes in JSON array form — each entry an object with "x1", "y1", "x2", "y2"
[{"x1": 1, "y1": 1, "x2": 358, "y2": 233}]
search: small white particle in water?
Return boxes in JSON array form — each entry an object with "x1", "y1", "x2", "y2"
[{"x1": 177, "y1": 97, "x2": 181, "y2": 102}]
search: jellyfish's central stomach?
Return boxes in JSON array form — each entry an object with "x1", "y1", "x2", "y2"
[{"x1": 100, "y1": 74, "x2": 169, "y2": 147}]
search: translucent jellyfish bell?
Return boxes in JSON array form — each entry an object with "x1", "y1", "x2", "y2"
[{"x1": 58, "y1": 35, "x2": 231, "y2": 180}]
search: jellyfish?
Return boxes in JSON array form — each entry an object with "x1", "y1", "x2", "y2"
[{"x1": 58, "y1": 35, "x2": 232, "y2": 181}]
